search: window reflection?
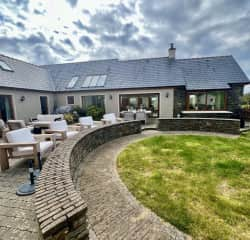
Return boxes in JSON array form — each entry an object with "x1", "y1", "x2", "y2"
[
  {"x1": 120, "y1": 94, "x2": 159, "y2": 117},
  {"x1": 188, "y1": 91, "x2": 225, "y2": 110}
]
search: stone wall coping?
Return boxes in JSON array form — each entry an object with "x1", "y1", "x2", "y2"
[
  {"x1": 158, "y1": 117, "x2": 240, "y2": 122},
  {"x1": 181, "y1": 110, "x2": 233, "y2": 114},
  {"x1": 35, "y1": 121, "x2": 141, "y2": 239}
]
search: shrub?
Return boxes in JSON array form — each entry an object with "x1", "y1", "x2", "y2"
[
  {"x1": 63, "y1": 113, "x2": 74, "y2": 124},
  {"x1": 72, "y1": 106, "x2": 86, "y2": 117},
  {"x1": 86, "y1": 105, "x2": 105, "y2": 120}
]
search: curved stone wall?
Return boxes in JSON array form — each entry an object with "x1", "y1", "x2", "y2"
[
  {"x1": 35, "y1": 121, "x2": 141, "y2": 240},
  {"x1": 158, "y1": 118, "x2": 240, "y2": 134}
]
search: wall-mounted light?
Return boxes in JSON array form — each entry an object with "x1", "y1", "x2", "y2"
[
  {"x1": 109, "y1": 94, "x2": 113, "y2": 100},
  {"x1": 165, "y1": 92, "x2": 169, "y2": 98},
  {"x1": 20, "y1": 96, "x2": 25, "y2": 102}
]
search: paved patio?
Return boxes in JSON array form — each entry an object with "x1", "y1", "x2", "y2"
[{"x1": 0, "y1": 158, "x2": 39, "y2": 240}]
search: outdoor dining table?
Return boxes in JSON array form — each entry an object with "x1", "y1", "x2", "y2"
[
  {"x1": 30, "y1": 121, "x2": 52, "y2": 134},
  {"x1": 120, "y1": 110, "x2": 152, "y2": 115},
  {"x1": 30, "y1": 121, "x2": 52, "y2": 128}
]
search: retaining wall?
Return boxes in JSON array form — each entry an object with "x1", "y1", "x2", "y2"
[
  {"x1": 35, "y1": 121, "x2": 141, "y2": 240},
  {"x1": 158, "y1": 118, "x2": 240, "y2": 134}
]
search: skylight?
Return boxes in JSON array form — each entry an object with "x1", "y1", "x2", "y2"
[
  {"x1": 82, "y1": 75, "x2": 107, "y2": 88},
  {"x1": 0, "y1": 60, "x2": 13, "y2": 72},
  {"x1": 67, "y1": 76, "x2": 79, "y2": 88}
]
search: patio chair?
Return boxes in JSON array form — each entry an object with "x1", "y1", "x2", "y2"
[
  {"x1": 36, "y1": 114, "x2": 64, "y2": 122},
  {"x1": 0, "y1": 128, "x2": 56, "y2": 171},
  {"x1": 123, "y1": 112, "x2": 134, "y2": 121},
  {"x1": 45, "y1": 120, "x2": 79, "y2": 141},
  {"x1": 0, "y1": 119, "x2": 8, "y2": 138},
  {"x1": 79, "y1": 116, "x2": 97, "y2": 129},
  {"x1": 7, "y1": 120, "x2": 26, "y2": 130},
  {"x1": 136, "y1": 111, "x2": 147, "y2": 124},
  {"x1": 101, "y1": 113, "x2": 123, "y2": 125}
]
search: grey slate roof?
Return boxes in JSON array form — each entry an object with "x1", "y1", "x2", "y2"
[
  {"x1": 178, "y1": 56, "x2": 250, "y2": 90},
  {"x1": 0, "y1": 53, "x2": 249, "y2": 92},
  {"x1": 42, "y1": 55, "x2": 249, "y2": 92},
  {"x1": 0, "y1": 54, "x2": 54, "y2": 91}
]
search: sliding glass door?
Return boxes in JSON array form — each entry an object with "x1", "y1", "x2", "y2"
[
  {"x1": 119, "y1": 93, "x2": 159, "y2": 117},
  {"x1": 0, "y1": 95, "x2": 14, "y2": 121}
]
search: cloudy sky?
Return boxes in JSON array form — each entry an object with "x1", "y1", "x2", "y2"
[{"x1": 0, "y1": 0, "x2": 249, "y2": 79}]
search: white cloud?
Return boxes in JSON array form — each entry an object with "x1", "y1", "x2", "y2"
[{"x1": 0, "y1": 0, "x2": 249, "y2": 79}]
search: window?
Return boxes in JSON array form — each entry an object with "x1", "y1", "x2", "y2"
[
  {"x1": 97, "y1": 75, "x2": 107, "y2": 87},
  {"x1": 82, "y1": 76, "x2": 92, "y2": 87},
  {"x1": 82, "y1": 95, "x2": 105, "y2": 111},
  {"x1": 120, "y1": 94, "x2": 159, "y2": 117},
  {"x1": 89, "y1": 76, "x2": 99, "y2": 87},
  {"x1": 82, "y1": 75, "x2": 107, "y2": 88},
  {"x1": 188, "y1": 91, "x2": 225, "y2": 110},
  {"x1": 0, "y1": 95, "x2": 14, "y2": 121},
  {"x1": 67, "y1": 76, "x2": 79, "y2": 88},
  {"x1": 67, "y1": 96, "x2": 75, "y2": 105},
  {"x1": 0, "y1": 60, "x2": 13, "y2": 72},
  {"x1": 40, "y1": 96, "x2": 49, "y2": 114}
]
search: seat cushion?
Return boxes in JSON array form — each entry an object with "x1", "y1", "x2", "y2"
[
  {"x1": 39, "y1": 141, "x2": 54, "y2": 157},
  {"x1": 6, "y1": 128, "x2": 35, "y2": 143},
  {"x1": 103, "y1": 113, "x2": 116, "y2": 124},
  {"x1": 50, "y1": 120, "x2": 68, "y2": 131},
  {"x1": 79, "y1": 116, "x2": 94, "y2": 126},
  {"x1": 66, "y1": 131, "x2": 78, "y2": 138},
  {"x1": 12, "y1": 141, "x2": 53, "y2": 158}
]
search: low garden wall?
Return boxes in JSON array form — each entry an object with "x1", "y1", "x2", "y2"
[
  {"x1": 35, "y1": 121, "x2": 141, "y2": 240},
  {"x1": 158, "y1": 118, "x2": 240, "y2": 134}
]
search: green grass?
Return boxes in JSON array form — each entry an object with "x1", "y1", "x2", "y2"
[{"x1": 117, "y1": 133, "x2": 250, "y2": 240}]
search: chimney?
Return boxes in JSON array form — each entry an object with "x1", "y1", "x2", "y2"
[{"x1": 168, "y1": 43, "x2": 176, "y2": 59}]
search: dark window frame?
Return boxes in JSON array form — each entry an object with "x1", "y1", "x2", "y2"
[
  {"x1": 67, "y1": 96, "x2": 75, "y2": 105},
  {"x1": 40, "y1": 96, "x2": 49, "y2": 114}
]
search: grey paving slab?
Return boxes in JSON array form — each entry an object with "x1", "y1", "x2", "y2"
[{"x1": 0, "y1": 158, "x2": 39, "y2": 240}]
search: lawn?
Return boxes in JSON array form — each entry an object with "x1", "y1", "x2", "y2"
[{"x1": 117, "y1": 133, "x2": 250, "y2": 240}]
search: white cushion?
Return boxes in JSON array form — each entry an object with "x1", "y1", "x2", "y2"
[
  {"x1": 54, "y1": 130, "x2": 78, "y2": 140},
  {"x1": 12, "y1": 141, "x2": 53, "y2": 158},
  {"x1": 39, "y1": 141, "x2": 54, "y2": 156},
  {"x1": 50, "y1": 120, "x2": 68, "y2": 131},
  {"x1": 6, "y1": 128, "x2": 35, "y2": 144},
  {"x1": 66, "y1": 131, "x2": 78, "y2": 138},
  {"x1": 79, "y1": 116, "x2": 94, "y2": 126},
  {"x1": 103, "y1": 113, "x2": 116, "y2": 124},
  {"x1": 37, "y1": 114, "x2": 63, "y2": 122}
]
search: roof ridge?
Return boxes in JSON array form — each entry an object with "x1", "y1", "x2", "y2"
[
  {"x1": 177, "y1": 55, "x2": 232, "y2": 61},
  {"x1": 41, "y1": 58, "x2": 118, "y2": 67},
  {"x1": 0, "y1": 53, "x2": 45, "y2": 69},
  {"x1": 118, "y1": 56, "x2": 169, "y2": 62},
  {"x1": 42, "y1": 55, "x2": 234, "y2": 67}
]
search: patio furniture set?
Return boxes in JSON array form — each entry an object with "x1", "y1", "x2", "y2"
[
  {"x1": 120, "y1": 110, "x2": 151, "y2": 123},
  {"x1": 0, "y1": 113, "x2": 123, "y2": 171}
]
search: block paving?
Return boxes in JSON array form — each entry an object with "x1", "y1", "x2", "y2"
[{"x1": 77, "y1": 131, "x2": 192, "y2": 240}]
